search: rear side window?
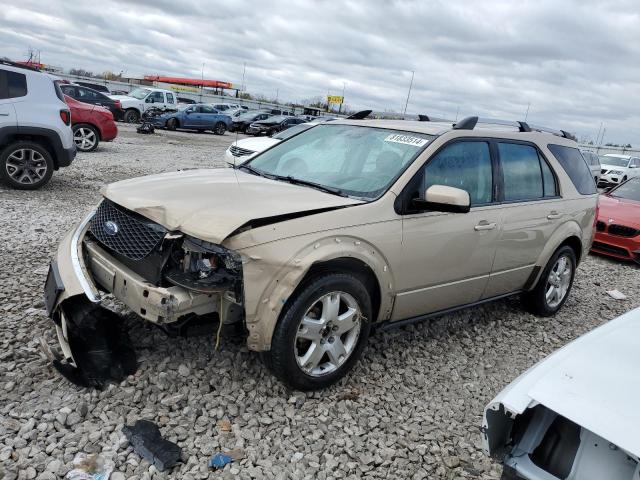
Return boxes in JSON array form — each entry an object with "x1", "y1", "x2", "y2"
[
  {"x1": 498, "y1": 143, "x2": 557, "y2": 201},
  {"x1": 548, "y1": 144, "x2": 597, "y2": 194},
  {"x1": 0, "y1": 69, "x2": 28, "y2": 99},
  {"x1": 166, "y1": 92, "x2": 175, "y2": 104}
]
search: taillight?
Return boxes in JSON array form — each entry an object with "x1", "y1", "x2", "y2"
[
  {"x1": 114, "y1": 100, "x2": 122, "y2": 109},
  {"x1": 60, "y1": 109, "x2": 71, "y2": 125}
]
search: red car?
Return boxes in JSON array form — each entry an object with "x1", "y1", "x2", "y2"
[
  {"x1": 591, "y1": 177, "x2": 640, "y2": 264},
  {"x1": 64, "y1": 95, "x2": 118, "y2": 152}
]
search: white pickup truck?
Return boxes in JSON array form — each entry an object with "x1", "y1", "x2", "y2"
[{"x1": 109, "y1": 87, "x2": 178, "y2": 123}]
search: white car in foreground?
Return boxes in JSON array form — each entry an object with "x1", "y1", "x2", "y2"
[
  {"x1": 482, "y1": 307, "x2": 640, "y2": 479},
  {"x1": 599, "y1": 154, "x2": 640, "y2": 187},
  {"x1": 224, "y1": 122, "x2": 314, "y2": 165}
]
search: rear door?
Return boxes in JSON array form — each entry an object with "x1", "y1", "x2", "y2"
[
  {"x1": 199, "y1": 105, "x2": 219, "y2": 128},
  {"x1": 0, "y1": 68, "x2": 23, "y2": 129},
  {"x1": 393, "y1": 139, "x2": 502, "y2": 320},
  {"x1": 483, "y1": 141, "x2": 562, "y2": 298}
]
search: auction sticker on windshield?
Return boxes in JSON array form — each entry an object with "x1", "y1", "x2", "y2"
[{"x1": 384, "y1": 133, "x2": 429, "y2": 147}]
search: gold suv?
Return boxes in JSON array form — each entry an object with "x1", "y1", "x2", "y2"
[{"x1": 45, "y1": 117, "x2": 598, "y2": 389}]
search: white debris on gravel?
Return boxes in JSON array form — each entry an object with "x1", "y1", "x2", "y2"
[{"x1": 1, "y1": 124, "x2": 639, "y2": 479}]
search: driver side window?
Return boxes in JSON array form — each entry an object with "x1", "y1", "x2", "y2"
[{"x1": 422, "y1": 141, "x2": 493, "y2": 205}]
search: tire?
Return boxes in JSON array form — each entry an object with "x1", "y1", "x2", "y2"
[
  {"x1": 522, "y1": 245, "x2": 576, "y2": 316},
  {"x1": 0, "y1": 141, "x2": 54, "y2": 190},
  {"x1": 72, "y1": 124, "x2": 100, "y2": 152},
  {"x1": 264, "y1": 273, "x2": 372, "y2": 390},
  {"x1": 166, "y1": 118, "x2": 178, "y2": 130},
  {"x1": 124, "y1": 109, "x2": 140, "y2": 123},
  {"x1": 213, "y1": 122, "x2": 226, "y2": 135}
]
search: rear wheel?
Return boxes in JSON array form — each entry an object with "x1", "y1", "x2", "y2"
[
  {"x1": 73, "y1": 124, "x2": 99, "y2": 152},
  {"x1": 213, "y1": 122, "x2": 226, "y2": 135},
  {"x1": 166, "y1": 118, "x2": 178, "y2": 130},
  {"x1": 264, "y1": 273, "x2": 372, "y2": 390},
  {"x1": 523, "y1": 246, "x2": 576, "y2": 316},
  {"x1": 124, "y1": 109, "x2": 140, "y2": 123},
  {"x1": 0, "y1": 141, "x2": 54, "y2": 190}
]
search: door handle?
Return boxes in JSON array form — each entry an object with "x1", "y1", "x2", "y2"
[
  {"x1": 547, "y1": 211, "x2": 561, "y2": 220},
  {"x1": 0, "y1": 113, "x2": 9, "y2": 116},
  {"x1": 474, "y1": 221, "x2": 497, "y2": 231}
]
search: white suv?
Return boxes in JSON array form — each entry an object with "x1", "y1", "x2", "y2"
[
  {"x1": 0, "y1": 62, "x2": 75, "y2": 189},
  {"x1": 598, "y1": 153, "x2": 640, "y2": 187},
  {"x1": 109, "y1": 87, "x2": 178, "y2": 123}
]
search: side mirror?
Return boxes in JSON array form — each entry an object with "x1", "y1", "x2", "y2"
[{"x1": 411, "y1": 185, "x2": 471, "y2": 213}]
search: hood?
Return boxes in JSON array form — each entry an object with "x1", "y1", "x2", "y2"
[
  {"x1": 101, "y1": 168, "x2": 362, "y2": 244},
  {"x1": 598, "y1": 194, "x2": 640, "y2": 228},
  {"x1": 254, "y1": 119, "x2": 282, "y2": 126},
  {"x1": 601, "y1": 162, "x2": 629, "y2": 171},
  {"x1": 232, "y1": 136, "x2": 281, "y2": 152},
  {"x1": 488, "y1": 306, "x2": 640, "y2": 458},
  {"x1": 108, "y1": 95, "x2": 140, "y2": 103}
]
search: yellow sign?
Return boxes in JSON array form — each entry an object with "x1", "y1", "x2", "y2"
[
  {"x1": 327, "y1": 95, "x2": 344, "y2": 104},
  {"x1": 170, "y1": 85, "x2": 200, "y2": 93}
]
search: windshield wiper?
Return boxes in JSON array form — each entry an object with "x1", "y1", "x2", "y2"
[
  {"x1": 237, "y1": 163, "x2": 268, "y2": 178},
  {"x1": 273, "y1": 175, "x2": 347, "y2": 197}
]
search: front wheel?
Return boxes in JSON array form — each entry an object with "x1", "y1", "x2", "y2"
[
  {"x1": 123, "y1": 109, "x2": 140, "y2": 123},
  {"x1": 264, "y1": 273, "x2": 372, "y2": 390},
  {"x1": 213, "y1": 122, "x2": 226, "y2": 135},
  {"x1": 523, "y1": 246, "x2": 576, "y2": 316},
  {"x1": 166, "y1": 118, "x2": 178, "y2": 130},
  {"x1": 73, "y1": 124, "x2": 99, "y2": 152}
]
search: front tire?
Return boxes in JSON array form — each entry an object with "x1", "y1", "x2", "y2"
[
  {"x1": 72, "y1": 124, "x2": 100, "y2": 152},
  {"x1": 0, "y1": 141, "x2": 54, "y2": 190},
  {"x1": 166, "y1": 118, "x2": 178, "y2": 130},
  {"x1": 264, "y1": 273, "x2": 372, "y2": 390},
  {"x1": 523, "y1": 246, "x2": 576, "y2": 316},
  {"x1": 124, "y1": 109, "x2": 140, "y2": 123},
  {"x1": 213, "y1": 122, "x2": 226, "y2": 135}
]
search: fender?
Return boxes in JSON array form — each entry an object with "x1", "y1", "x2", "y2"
[
  {"x1": 241, "y1": 234, "x2": 396, "y2": 351},
  {"x1": 527, "y1": 219, "x2": 584, "y2": 291},
  {"x1": 0, "y1": 125, "x2": 73, "y2": 168}
]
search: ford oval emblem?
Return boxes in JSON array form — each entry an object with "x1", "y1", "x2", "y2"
[{"x1": 104, "y1": 220, "x2": 119, "y2": 236}]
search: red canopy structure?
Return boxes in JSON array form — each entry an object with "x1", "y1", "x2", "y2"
[{"x1": 143, "y1": 75, "x2": 234, "y2": 90}]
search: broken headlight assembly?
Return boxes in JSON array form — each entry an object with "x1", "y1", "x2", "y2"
[{"x1": 164, "y1": 236, "x2": 243, "y2": 300}]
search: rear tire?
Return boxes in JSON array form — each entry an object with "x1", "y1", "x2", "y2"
[
  {"x1": 213, "y1": 122, "x2": 226, "y2": 135},
  {"x1": 263, "y1": 273, "x2": 372, "y2": 390},
  {"x1": 523, "y1": 245, "x2": 576, "y2": 316},
  {"x1": 73, "y1": 124, "x2": 100, "y2": 152},
  {"x1": 0, "y1": 141, "x2": 54, "y2": 190},
  {"x1": 124, "y1": 109, "x2": 140, "y2": 123}
]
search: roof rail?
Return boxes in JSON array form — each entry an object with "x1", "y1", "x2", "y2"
[
  {"x1": 452, "y1": 116, "x2": 576, "y2": 141},
  {"x1": 0, "y1": 60, "x2": 40, "y2": 72}
]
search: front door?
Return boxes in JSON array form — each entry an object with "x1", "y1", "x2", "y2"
[{"x1": 392, "y1": 139, "x2": 501, "y2": 320}]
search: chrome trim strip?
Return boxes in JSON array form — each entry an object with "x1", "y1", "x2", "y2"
[{"x1": 71, "y1": 210, "x2": 100, "y2": 303}]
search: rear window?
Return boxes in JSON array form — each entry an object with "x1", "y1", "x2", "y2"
[
  {"x1": 547, "y1": 144, "x2": 597, "y2": 195},
  {"x1": 0, "y1": 69, "x2": 28, "y2": 99}
]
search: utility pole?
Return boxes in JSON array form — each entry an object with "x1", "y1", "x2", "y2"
[
  {"x1": 241, "y1": 62, "x2": 246, "y2": 93},
  {"x1": 455, "y1": 106, "x2": 460, "y2": 122},
  {"x1": 403, "y1": 70, "x2": 414, "y2": 116},
  {"x1": 524, "y1": 102, "x2": 530, "y2": 121},
  {"x1": 200, "y1": 62, "x2": 205, "y2": 101},
  {"x1": 595, "y1": 121, "x2": 603, "y2": 146},
  {"x1": 275, "y1": 88, "x2": 279, "y2": 104},
  {"x1": 339, "y1": 82, "x2": 346, "y2": 114}
]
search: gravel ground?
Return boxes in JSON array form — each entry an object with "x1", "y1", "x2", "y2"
[{"x1": 1, "y1": 124, "x2": 639, "y2": 479}]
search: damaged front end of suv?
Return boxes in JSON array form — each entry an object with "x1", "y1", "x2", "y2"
[{"x1": 45, "y1": 198, "x2": 245, "y2": 388}]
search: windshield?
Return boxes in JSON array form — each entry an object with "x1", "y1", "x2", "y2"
[
  {"x1": 601, "y1": 156, "x2": 630, "y2": 167},
  {"x1": 609, "y1": 177, "x2": 640, "y2": 201},
  {"x1": 272, "y1": 123, "x2": 312, "y2": 140},
  {"x1": 128, "y1": 88, "x2": 151, "y2": 99},
  {"x1": 247, "y1": 124, "x2": 434, "y2": 199}
]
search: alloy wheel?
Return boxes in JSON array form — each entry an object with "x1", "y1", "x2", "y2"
[
  {"x1": 215, "y1": 123, "x2": 226, "y2": 135},
  {"x1": 294, "y1": 291, "x2": 362, "y2": 377},
  {"x1": 545, "y1": 254, "x2": 572, "y2": 308},
  {"x1": 4, "y1": 148, "x2": 49, "y2": 185},
  {"x1": 74, "y1": 127, "x2": 97, "y2": 151}
]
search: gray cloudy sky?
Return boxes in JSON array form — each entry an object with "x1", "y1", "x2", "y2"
[{"x1": 2, "y1": 0, "x2": 639, "y2": 144}]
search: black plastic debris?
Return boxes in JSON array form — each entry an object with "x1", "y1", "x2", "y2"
[
  {"x1": 123, "y1": 420, "x2": 181, "y2": 471},
  {"x1": 53, "y1": 298, "x2": 137, "y2": 389},
  {"x1": 136, "y1": 122, "x2": 155, "y2": 134}
]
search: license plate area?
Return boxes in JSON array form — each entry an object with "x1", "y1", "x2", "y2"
[{"x1": 44, "y1": 262, "x2": 65, "y2": 316}]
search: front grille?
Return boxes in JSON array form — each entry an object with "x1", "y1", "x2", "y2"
[
  {"x1": 596, "y1": 220, "x2": 606, "y2": 232},
  {"x1": 229, "y1": 145, "x2": 255, "y2": 157},
  {"x1": 608, "y1": 224, "x2": 639, "y2": 238},
  {"x1": 592, "y1": 241, "x2": 630, "y2": 257},
  {"x1": 89, "y1": 200, "x2": 167, "y2": 261}
]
